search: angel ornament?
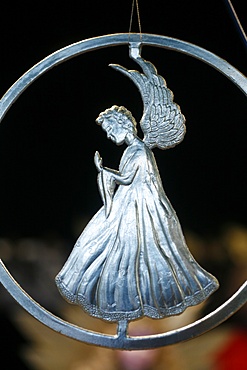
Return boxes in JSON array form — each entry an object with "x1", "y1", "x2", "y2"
[{"x1": 56, "y1": 45, "x2": 219, "y2": 323}]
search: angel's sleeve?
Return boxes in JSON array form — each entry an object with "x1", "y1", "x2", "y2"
[
  {"x1": 97, "y1": 169, "x2": 116, "y2": 218},
  {"x1": 97, "y1": 162, "x2": 138, "y2": 217},
  {"x1": 104, "y1": 164, "x2": 138, "y2": 186}
]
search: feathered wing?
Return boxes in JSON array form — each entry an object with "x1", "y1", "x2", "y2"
[{"x1": 110, "y1": 57, "x2": 186, "y2": 150}]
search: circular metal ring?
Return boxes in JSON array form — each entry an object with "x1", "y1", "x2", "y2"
[{"x1": 0, "y1": 33, "x2": 246, "y2": 349}]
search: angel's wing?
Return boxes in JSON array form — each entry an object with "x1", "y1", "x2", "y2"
[{"x1": 110, "y1": 57, "x2": 186, "y2": 150}]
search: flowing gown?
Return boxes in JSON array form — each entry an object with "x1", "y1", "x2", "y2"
[{"x1": 56, "y1": 138, "x2": 219, "y2": 322}]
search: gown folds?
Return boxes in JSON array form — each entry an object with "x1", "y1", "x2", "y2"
[{"x1": 56, "y1": 138, "x2": 219, "y2": 322}]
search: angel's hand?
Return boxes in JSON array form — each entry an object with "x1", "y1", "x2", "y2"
[{"x1": 94, "y1": 151, "x2": 103, "y2": 172}]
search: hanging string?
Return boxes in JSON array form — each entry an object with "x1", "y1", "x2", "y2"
[
  {"x1": 128, "y1": 0, "x2": 142, "y2": 42},
  {"x1": 224, "y1": 0, "x2": 247, "y2": 52}
]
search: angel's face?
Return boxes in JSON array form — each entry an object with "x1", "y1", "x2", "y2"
[{"x1": 101, "y1": 116, "x2": 127, "y2": 145}]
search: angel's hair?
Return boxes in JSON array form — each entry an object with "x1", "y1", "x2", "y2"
[{"x1": 96, "y1": 105, "x2": 137, "y2": 134}]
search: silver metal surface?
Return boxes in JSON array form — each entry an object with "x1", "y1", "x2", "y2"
[
  {"x1": 111, "y1": 45, "x2": 186, "y2": 150},
  {"x1": 0, "y1": 259, "x2": 246, "y2": 349},
  {"x1": 55, "y1": 48, "x2": 218, "y2": 322},
  {"x1": 0, "y1": 33, "x2": 246, "y2": 349}
]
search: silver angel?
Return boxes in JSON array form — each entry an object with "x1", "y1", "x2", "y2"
[{"x1": 56, "y1": 49, "x2": 219, "y2": 322}]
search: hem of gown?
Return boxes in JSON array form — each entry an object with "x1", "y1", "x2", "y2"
[{"x1": 55, "y1": 275, "x2": 219, "y2": 322}]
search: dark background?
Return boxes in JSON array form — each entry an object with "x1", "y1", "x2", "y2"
[
  {"x1": 1, "y1": 0, "x2": 247, "y2": 239},
  {"x1": 1, "y1": 1, "x2": 247, "y2": 368}
]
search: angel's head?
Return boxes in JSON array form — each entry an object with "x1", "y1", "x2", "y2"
[{"x1": 96, "y1": 105, "x2": 137, "y2": 145}]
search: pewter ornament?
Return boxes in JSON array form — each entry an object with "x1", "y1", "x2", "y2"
[
  {"x1": 0, "y1": 33, "x2": 246, "y2": 349},
  {"x1": 55, "y1": 50, "x2": 219, "y2": 322}
]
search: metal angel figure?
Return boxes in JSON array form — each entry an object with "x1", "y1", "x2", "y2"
[{"x1": 55, "y1": 47, "x2": 219, "y2": 322}]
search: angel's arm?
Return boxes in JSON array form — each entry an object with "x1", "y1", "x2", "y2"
[
  {"x1": 104, "y1": 166, "x2": 138, "y2": 185},
  {"x1": 94, "y1": 151, "x2": 138, "y2": 185}
]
